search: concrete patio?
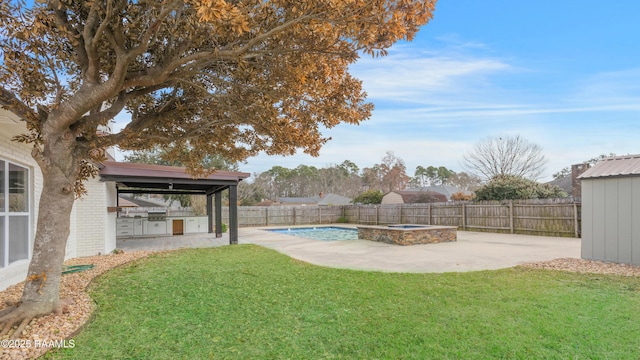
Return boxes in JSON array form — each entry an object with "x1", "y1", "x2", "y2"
[
  {"x1": 117, "y1": 232, "x2": 229, "y2": 252},
  {"x1": 117, "y1": 225, "x2": 582, "y2": 273}
]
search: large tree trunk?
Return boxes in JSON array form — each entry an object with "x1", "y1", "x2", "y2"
[
  {"x1": 0, "y1": 126, "x2": 80, "y2": 337},
  {"x1": 25, "y1": 126, "x2": 80, "y2": 307},
  {"x1": 20, "y1": 168, "x2": 76, "y2": 314}
]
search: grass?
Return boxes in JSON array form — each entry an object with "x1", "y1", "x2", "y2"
[{"x1": 48, "y1": 245, "x2": 640, "y2": 359}]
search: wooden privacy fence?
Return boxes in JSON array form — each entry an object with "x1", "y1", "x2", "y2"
[
  {"x1": 220, "y1": 206, "x2": 346, "y2": 227},
  {"x1": 214, "y1": 199, "x2": 582, "y2": 238}
]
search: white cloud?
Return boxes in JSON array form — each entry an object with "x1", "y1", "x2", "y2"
[
  {"x1": 568, "y1": 67, "x2": 640, "y2": 105},
  {"x1": 351, "y1": 51, "x2": 512, "y2": 102}
]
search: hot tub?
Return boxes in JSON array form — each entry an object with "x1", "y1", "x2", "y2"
[{"x1": 357, "y1": 224, "x2": 457, "y2": 245}]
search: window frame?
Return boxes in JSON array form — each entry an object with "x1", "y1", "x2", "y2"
[{"x1": 0, "y1": 158, "x2": 31, "y2": 267}]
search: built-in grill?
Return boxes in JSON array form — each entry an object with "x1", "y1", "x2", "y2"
[{"x1": 147, "y1": 211, "x2": 167, "y2": 222}]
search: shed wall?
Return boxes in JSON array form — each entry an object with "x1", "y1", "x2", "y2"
[
  {"x1": 381, "y1": 192, "x2": 403, "y2": 205},
  {"x1": 582, "y1": 177, "x2": 640, "y2": 265}
]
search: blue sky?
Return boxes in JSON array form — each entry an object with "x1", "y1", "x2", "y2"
[{"x1": 116, "y1": 1, "x2": 640, "y2": 181}]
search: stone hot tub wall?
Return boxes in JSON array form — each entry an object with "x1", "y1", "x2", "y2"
[{"x1": 357, "y1": 225, "x2": 457, "y2": 246}]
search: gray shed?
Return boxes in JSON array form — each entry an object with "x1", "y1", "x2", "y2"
[{"x1": 579, "y1": 154, "x2": 640, "y2": 265}]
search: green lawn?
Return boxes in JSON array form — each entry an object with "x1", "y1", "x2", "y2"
[{"x1": 47, "y1": 245, "x2": 640, "y2": 359}]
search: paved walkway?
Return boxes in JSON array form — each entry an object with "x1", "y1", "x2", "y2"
[
  {"x1": 117, "y1": 232, "x2": 229, "y2": 252},
  {"x1": 117, "y1": 225, "x2": 581, "y2": 273}
]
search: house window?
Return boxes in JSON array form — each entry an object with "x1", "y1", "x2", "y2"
[{"x1": 0, "y1": 159, "x2": 30, "y2": 267}]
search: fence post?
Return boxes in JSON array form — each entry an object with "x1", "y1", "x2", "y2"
[
  {"x1": 509, "y1": 201, "x2": 514, "y2": 234},
  {"x1": 375, "y1": 206, "x2": 379, "y2": 225},
  {"x1": 428, "y1": 204, "x2": 431, "y2": 225},
  {"x1": 293, "y1": 207, "x2": 296, "y2": 226},
  {"x1": 357, "y1": 205, "x2": 360, "y2": 224},
  {"x1": 462, "y1": 204, "x2": 466, "y2": 230},
  {"x1": 318, "y1": 207, "x2": 322, "y2": 224},
  {"x1": 573, "y1": 202, "x2": 579, "y2": 238}
]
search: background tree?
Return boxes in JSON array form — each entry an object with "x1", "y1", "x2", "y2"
[
  {"x1": 411, "y1": 165, "x2": 454, "y2": 187},
  {"x1": 361, "y1": 164, "x2": 384, "y2": 191},
  {"x1": 237, "y1": 181, "x2": 267, "y2": 206},
  {"x1": 412, "y1": 165, "x2": 430, "y2": 187},
  {"x1": 474, "y1": 175, "x2": 567, "y2": 201},
  {"x1": 462, "y1": 135, "x2": 547, "y2": 181},
  {"x1": 317, "y1": 163, "x2": 362, "y2": 199},
  {"x1": 0, "y1": 0, "x2": 436, "y2": 332},
  {"x1": 337, "y1": 160, "x2": 360, "y2": 178},
  {"x1": 125, "y1": 147, "x2": 238, "y2": 171},
  {"x1": 248, "y1": 160, "x2": 363, "y2": 201},
  {"x1": 361, "y1": 152, "x2": 409, "y2": 192},
  {"x1": 435, "y1": 166, "x2": 454, "y2": 185},
  {"x1": 427, "y1": 166, "x2": 453, "y2": 185},
  {"x1": 259, "y1": 166, "x2": 294, "y2": 198},
  {"x1": 447, "y1": 171, "x2": 482, "y2": 191},
  {"x1": 352, "y1": 189, "x2": 384, "y2": 204},
  {"x1": 380, "y1": 151, "x2": 410, "y2": 192},
  {"x1": 288, "y1": 165, "x2": 320, "y2": 197}
]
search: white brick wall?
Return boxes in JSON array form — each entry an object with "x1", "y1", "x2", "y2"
[
  {"x1": 66, "y1": 198, "x2": 78, "y2": 260},
  {"x1": 73, "y1": 177, "x2": 116, "y2": 257}
]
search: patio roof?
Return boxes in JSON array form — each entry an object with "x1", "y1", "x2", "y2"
[
  {"x1": 99, "y1": 161, "x2": 250, "y2": 195},
  {"x1": 99, "y1": 161, "x2": 249, "y2": 245}
]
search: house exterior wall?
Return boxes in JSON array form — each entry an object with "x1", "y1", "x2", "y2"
[
  {"x1": 66, "y1": 197, "x2": 78, "y2": 259},
  {"x1": 0, "y1": 127, "x2": 42, "y2": 290},
  {"x1": 381, "y1": 192, "x2": 404, "y2": 205},
  {"x1": 73, "y1": 177, "x2": 117, "y2": 256},
  {"x1": 581, "y1": 176, "x2": 640, "y2": 265}
]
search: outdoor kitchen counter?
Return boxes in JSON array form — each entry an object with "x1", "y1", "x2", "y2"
[{"x1": 116, "y1": 216, "x2": 209, "y2": 237}]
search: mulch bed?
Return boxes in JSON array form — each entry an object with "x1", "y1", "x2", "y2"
[{"x1": 0, "y1": 251, "x2": 153, "y2": 360}]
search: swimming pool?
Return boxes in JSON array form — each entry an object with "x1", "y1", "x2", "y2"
[{"x1": 268, "y1": 227, "x2": 358, "y2": 241}]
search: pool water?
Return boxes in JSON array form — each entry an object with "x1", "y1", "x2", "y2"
[{"x1": 268, "y1": 227, "x2": 357, "y2": 241}]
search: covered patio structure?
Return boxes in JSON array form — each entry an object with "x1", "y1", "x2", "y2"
[{"x1": 99, "y1": 161, "x2": 250, "y2": 244}]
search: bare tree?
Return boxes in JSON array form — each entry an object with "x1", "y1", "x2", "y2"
[
  {"x1": 462, "y1": 135, "x2": 547, "y2": 180},
  {"x1": 447, "y1": 171, "x2": 482, "y2": 191},
  {"x1": 379, "y1": 151, "x2": 410, "y2": 192}
]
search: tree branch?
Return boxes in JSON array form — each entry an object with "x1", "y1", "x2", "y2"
[
  {"x1": 72, "y1": 93, "x2": 127, "y2": 137},
  {"x1": 43, "y1": 53, "x2": 64, "y2": 107},
  {"x1": 126, "y1": 0, "x2": 183, "y2": 62},
  {"x1": 0, "y1": 87, "x2": 39, "y2": 126},
  {"x1": 50, "y1": 5, "x2": 88, "y2": 75},
  {"x1": 108, "y1": 110, "x2": 176, "y2": 145},
  {"x1": 83, "y1": 0, "x2": 114, "y2": 83}
]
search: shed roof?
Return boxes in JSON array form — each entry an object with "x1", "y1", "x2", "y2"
[{"x1": 578, "y1": 154, "x2": 640, "y2": 179}]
